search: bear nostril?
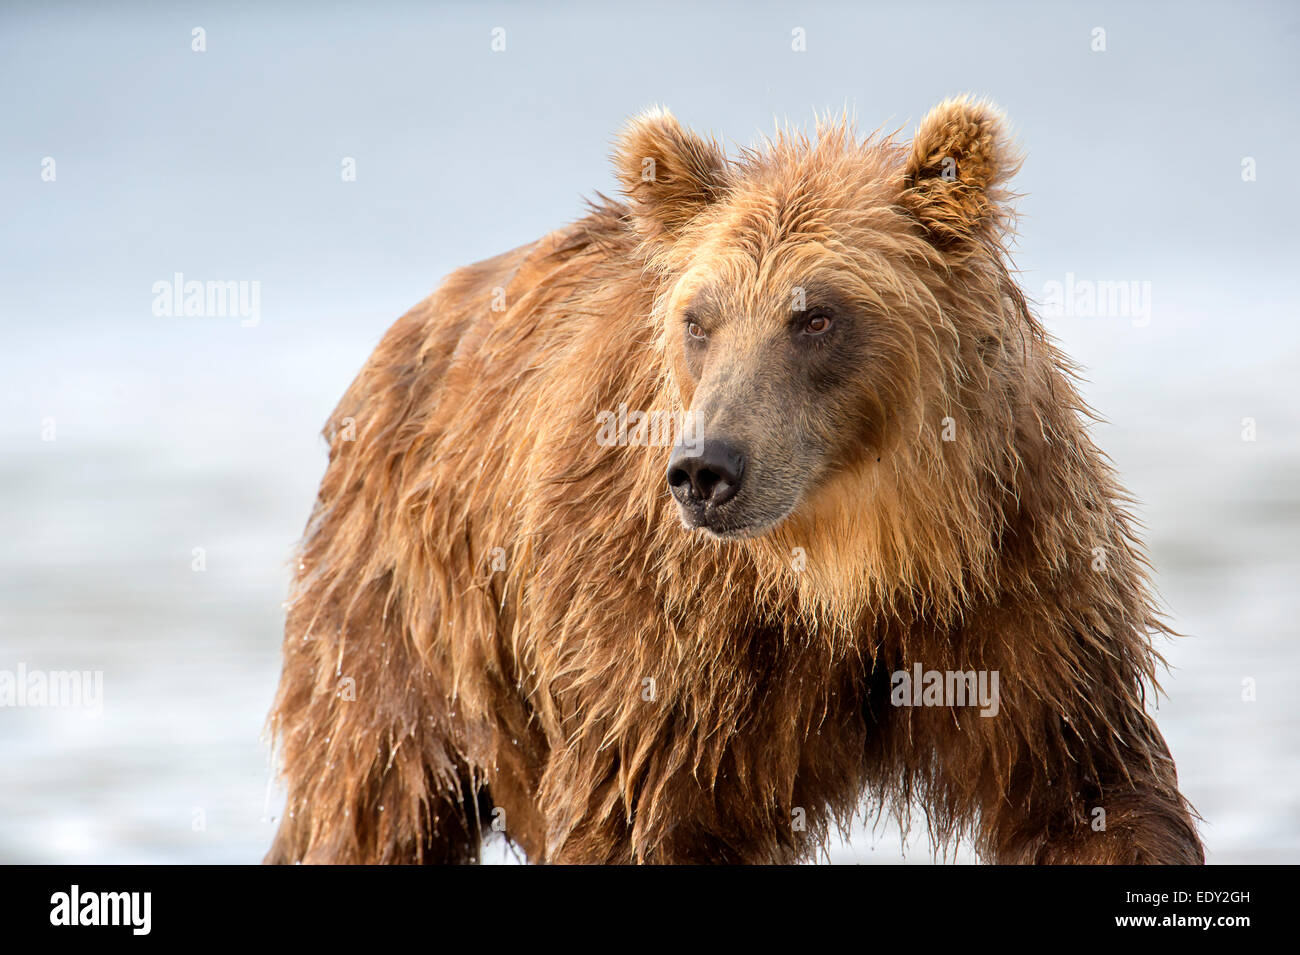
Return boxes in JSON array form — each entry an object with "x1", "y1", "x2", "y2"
[
  {"x1": 667, "y1": 465, "x2": 692, "y2": 494},
  {"x1": 692, "y1": 467, "x2": 724, "y2": 502}
]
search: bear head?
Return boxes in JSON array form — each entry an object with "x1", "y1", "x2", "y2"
[{"x1": 614, "y1": 97, "x2": 1024, "y2": 549}]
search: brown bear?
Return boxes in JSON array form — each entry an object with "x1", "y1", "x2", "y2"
[{"x1": 265, "y1": 97, "x2": 1204, "y2": 864}]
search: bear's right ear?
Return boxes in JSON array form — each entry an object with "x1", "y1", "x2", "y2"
[{"x1": 614, "y1": 108, "x2": 728, "y2": 244}]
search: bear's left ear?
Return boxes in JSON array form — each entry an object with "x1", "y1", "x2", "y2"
[
  {"x1": 614, "y1": 108, "x2": 729, "y2": 245},
  {"x1": 900, "y1": 96, "x2": 1021, "y2": 251}
]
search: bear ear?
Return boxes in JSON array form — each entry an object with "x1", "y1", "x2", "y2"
[
  {"x1": 900, "y1": 96, "x2": 1021, "y2": 251},
  {"x1": 614, "y1": 108, "x2": 729, "y2": 244}
]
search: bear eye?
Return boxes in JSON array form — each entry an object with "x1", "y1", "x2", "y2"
[
  {"x1": 686, "y1": 320, "x2": 707, "y2": 341},
  {"x1": 801, "y1": 308, "x2": 834, "y2": 335}
]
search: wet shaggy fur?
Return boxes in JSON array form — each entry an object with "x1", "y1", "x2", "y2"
[{"x1": 266, "y1": 97, "x2": 1203, "y2": 864}]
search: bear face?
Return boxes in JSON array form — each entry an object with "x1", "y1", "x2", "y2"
[{"x1": 615, "y1": 100, "x2": 1022, "y2": 542}]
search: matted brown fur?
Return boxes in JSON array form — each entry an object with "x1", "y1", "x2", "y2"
[{"x1": 265, "y1": 98, "x2": 1203, "y2": 864}]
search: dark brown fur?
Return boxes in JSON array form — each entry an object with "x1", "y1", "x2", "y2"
[{"x1": 265, "y1": 99, "x2": 1203, "y2": 864}]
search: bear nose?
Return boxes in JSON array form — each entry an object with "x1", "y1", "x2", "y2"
[{"x1": 667, "y1": 439, "x2": 746, "y2": 508}]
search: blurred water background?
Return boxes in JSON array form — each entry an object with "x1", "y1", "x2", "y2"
[{"x1": 2, "y1": 0, "x2": 1297, "y2": 863}]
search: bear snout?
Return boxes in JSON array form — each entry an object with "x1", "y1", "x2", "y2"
[{"x1": 667, "y1": 438, "x2": 746, "y2": 515}]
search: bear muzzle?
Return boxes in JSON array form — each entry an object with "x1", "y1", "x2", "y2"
[{"x1": 667, "y1": 438, "x2": 746, "y2": 521}]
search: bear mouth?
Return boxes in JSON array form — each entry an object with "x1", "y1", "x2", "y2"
[{"x1": 676, "y1": 500, "x2": 791, "y2": 541}]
